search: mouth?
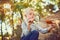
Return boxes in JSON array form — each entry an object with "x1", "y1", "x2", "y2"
[{"x1": 28, "y1": 21, "x2": 33, "y2": 23}]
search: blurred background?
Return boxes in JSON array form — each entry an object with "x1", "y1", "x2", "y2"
[{"x1": 0, "y1": 0, "x2": 60, "y2": 40}]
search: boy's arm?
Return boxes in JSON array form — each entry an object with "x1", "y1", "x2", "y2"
[{"x1": 38, "y1": 24, "x2": 53, "y2": 33}]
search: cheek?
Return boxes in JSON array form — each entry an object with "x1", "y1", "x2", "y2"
[
  {"x1": 27, "y1": 15, "x2": 31, "y2": 19},
  {"x1": 27, "y1": 14, "x2": 34, "y2": 19}
]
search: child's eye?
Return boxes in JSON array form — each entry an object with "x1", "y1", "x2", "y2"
[{"x1": 29, "y1": 13, "x2": 32, "y2": 15}]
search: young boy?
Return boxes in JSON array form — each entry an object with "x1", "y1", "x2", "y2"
[{"x1": 21, "y1": 7, "x2": 53, "y2": 40}]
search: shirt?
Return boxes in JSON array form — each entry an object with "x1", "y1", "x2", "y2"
[{"x1": 21, "y1": 21, "x2": 48, "y2": 37}]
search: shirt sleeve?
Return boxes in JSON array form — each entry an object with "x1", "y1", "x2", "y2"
[
  {"x1": 21, "y1": 22, "x2": 29, "y2": 37},
  {"x1": 37, "y1": 24, "x2": 48, "y2": 34}
]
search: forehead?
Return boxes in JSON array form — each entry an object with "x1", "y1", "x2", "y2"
[{"x1": 27, "y1": 10, "x2": 34, "y2": 15}]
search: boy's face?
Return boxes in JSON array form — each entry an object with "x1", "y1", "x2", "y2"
[{"x1": 26, "y1": 9, "x2": 34, "y2": 22}]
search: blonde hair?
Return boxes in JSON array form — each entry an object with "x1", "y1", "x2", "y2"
[
  {"x1": 23, "y1": 7, "x2": 34, "y2": 22},
  {"x1": 24, "y1": 7, "x2": 34, "y2": 15}
]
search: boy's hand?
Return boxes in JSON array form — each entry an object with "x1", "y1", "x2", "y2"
[{"x1": 51, "y1": 23, "x2": 56, "y2": 28}]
